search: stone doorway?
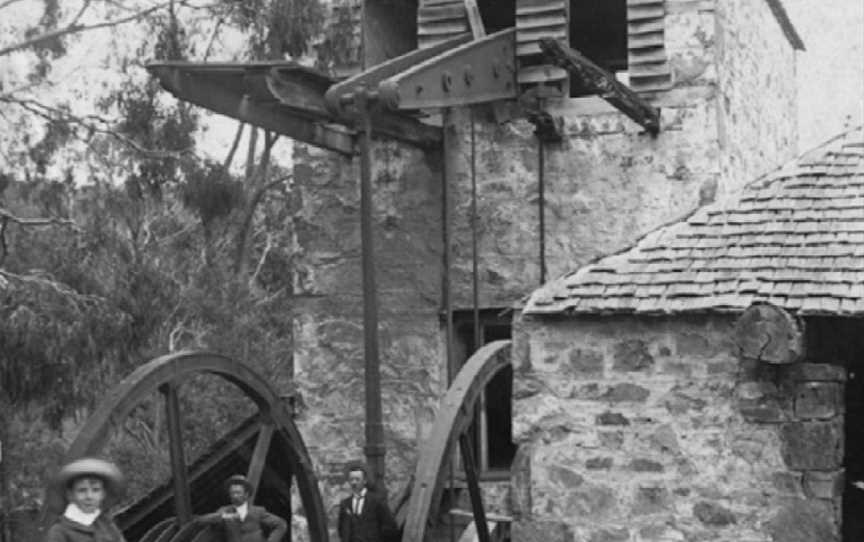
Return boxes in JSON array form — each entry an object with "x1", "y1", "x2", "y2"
[{"x1": 805, "y1": 317, "x2": 864, "y2": 542}]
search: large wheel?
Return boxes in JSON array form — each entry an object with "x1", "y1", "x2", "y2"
[
  {"x1": 402, "y1": 340, "x2": 512, "y2": 542},
  {"x1": 47, "y1": 350, "x2": 328, "y2": 542}
]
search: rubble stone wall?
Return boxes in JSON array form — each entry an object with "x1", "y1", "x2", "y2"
[
  {"x1": 511, "y1": 313, "x2": 845, "y2": 541},
  {"x1": 291, "y1": 140, "x2": 446, "y2": 528},
  {"x1": 716, "y1": 0, "x2": 799, "y2": 195}
]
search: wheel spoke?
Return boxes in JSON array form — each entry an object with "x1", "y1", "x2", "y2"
[
  {"x1": 458, "y1": 433, "x2": 490, "y2": 542},
  {"x1": 246, "y1": 420, "x2": 275, "y2": 502},
  {"x1": 161, "y1": 382, "x2": 193, "y2": 524}
]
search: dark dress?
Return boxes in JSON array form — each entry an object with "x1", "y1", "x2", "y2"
[
  {"x1": 337, "y1": 491, "x2": 398, "y2": 542},
  {"x1": 199, "y1": 505, "x2": 287, "y2": 542},
  {"x1": 43, "y1": 515, "x2": 126, "y2": 542}
]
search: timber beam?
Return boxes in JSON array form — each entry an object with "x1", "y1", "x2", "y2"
[
  {"x1": 148, "y1": 63, "x2": 442, "y2": 154},
  {"x1": 149, "y1": 64, "x2": 355, "y2": 155},
  {"x1": 539, "y1": 39, "x2": 661, "y2": 135}
]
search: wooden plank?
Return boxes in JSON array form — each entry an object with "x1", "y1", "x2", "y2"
[
  {"x1": 148, "y1": 65, "x2": 355, "y2": 155},
  {"x1": 464, "y1": 0, "x2": 486, "y2": 38},
  {"x1": 161, "y1": 382, "x2": 193, "y2": 524}
]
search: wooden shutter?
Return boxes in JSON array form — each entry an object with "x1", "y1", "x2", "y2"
[
  {"x1": 417, "y1": 0, "x2": 471, "y2": 49},
  {"x1": 627, "y1": 0, "x2": 672, "y2": 91},
  {"x1": 516, "y1": 0, "x2": 568, "y2": 95}
]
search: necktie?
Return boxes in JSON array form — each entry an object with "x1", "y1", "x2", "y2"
[{"x1": 354, "y1": 496, "x2": 363, "y2": 515}]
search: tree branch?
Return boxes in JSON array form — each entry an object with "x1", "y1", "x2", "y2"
[
  {"x1": 0, "y1": 207, "x2": 76, "y2": 228},
  {"x1": 3, "y1": 96, "x2": 194, "y2": 159},
  {"x1": 0, "y1": 2, "x2": 172, "y2": 58}
]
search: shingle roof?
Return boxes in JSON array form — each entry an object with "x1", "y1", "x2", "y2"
[{"x1": 525, "y1": 127, "x2": 864, "y2": 316}]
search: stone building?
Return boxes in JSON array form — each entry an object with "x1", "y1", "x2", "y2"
[
  {"x1": 518, "y1": 127, "x2": 864, "y2": 541},
  {"x1": 289, "y1": 0, "x2": 805, "y2": 516},
  {"x1": 148, "y1": 0, "x2": 832, "y2": 539}
]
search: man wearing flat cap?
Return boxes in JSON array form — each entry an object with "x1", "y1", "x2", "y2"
[
  {"x1": 337, "y1": 462, "x2": 398, "y2": 542},
  {"x1": 199, "y1": 474, "x2": 287, "y2": 542},
  {"x1": 44, "y1": 457, "x2": 127, "y2": 542}
]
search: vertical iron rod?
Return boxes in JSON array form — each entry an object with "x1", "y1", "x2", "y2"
[
  {"x1": 470, "y1": 107, "x2": 481, "y2": 352},
  {"x1": 442, "y1": 107, "x2": 457, "y2": 542},
  {"x1": 161, "y1": 382, "x2": 192, "y2": 524},
  {"x1": 538, "y1": 137, "x2": 547, "y2": 285},
  {"x1": 357, "y1": 90, "x2": 386, "y2": 488},
  {"x1": 469, "y1": 107, "x2": 486, "y2": 470},
  {"x1": 459, "y1": 433, "x2": 491, "y2": 542}
]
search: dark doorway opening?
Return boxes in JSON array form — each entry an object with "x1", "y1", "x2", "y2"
[
  {"x1": 569, "y1": 0, "x2": 628, "y2": 96},
  {"x1": 452, "y1": 308, "x2": 517, "y2": 475},
  {"x1": 477, "y1": 0, "x2": 516, "y2": 34},
  {"x1": 807, "y1": 317, "x2": 864, "y2": 541}
]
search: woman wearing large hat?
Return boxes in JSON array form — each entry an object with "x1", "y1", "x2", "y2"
[{"x1": 43, "y1": 457, "x2": 127, "y2": 542}]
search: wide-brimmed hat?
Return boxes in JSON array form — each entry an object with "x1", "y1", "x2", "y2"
[
  {"x1": 225, "y1": 474, "x2": 254, "y2": 494},
  {"x1": 46, "y1": 457, "x2": 126, "y2": 513}
]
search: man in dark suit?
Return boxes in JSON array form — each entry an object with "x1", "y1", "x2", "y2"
[
  {"x1": 337, "y1": 463, "x2": 398, "y2": 542},
  {"x1": 199, "y1": 474, "x2": 287, "y2": 542}
]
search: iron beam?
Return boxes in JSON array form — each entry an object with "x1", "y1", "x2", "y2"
[
  {"x1": 539, "y1": 39, "x2": 661, "y2": 135},
  {"x1": 357, "y1": 91, "x2": 387, "y2": 489},
  {"x1": 324, "y1": 34, "x2": 472, "y2": 117},
  {"x1": 379, "y1": 28, "x2": 518, "y2": 110}
]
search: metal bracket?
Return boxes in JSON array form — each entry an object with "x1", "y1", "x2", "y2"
[
  {"x1": 378, "y1": 27, "x2": 518, "y2": 110},
  {"x1": 324, "y1": 33, "x2": 473, "y2": 117}
]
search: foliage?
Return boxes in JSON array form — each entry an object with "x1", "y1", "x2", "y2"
[{"x1": 0, "y1": 0, "x2": 334, "y2": 517}]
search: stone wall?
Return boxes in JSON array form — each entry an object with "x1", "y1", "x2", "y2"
[
  {"x1": 716, "y1": 0, "x2": 799, "y2": 195},
  {"x1": 511, "y1": 313, "x2": 845, "y2": 541}
]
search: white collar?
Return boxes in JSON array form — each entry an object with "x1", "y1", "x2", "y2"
[
  {"x1": 353, "y1": 488, "x2": 367, "y2": 499},
  {"x1": 64, "y1": 503, "x2": 101, "y2": 526},
  {"x1": 236, "y1": 502, "x2": 248, "y2": 520}
]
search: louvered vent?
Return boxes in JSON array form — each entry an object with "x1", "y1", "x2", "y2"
[
  {"x1": 417, "y1": 0, "x2": 470, "y2": 49},
  {"x1": 627, "y1": 0, "x2": 672, "y2": 91},
  {"x1": 516, "y1": 0, "x2": 568, "y2": 95}
]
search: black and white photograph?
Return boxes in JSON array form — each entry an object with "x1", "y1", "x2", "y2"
[{"x1": 0, "y1": 0, "x2": 862, "y2": 540}]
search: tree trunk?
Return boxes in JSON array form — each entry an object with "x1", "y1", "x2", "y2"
[{"x1": 233, "y1": 131, "x2": 277, "y2": 279}]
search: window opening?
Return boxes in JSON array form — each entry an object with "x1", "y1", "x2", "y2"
[
  {"x1": 453, "y1": 309, "x2": 516, "y2": 475},
  {"x1": 569, "y1": 0, "x2": 628, "y2": 96},
  {"x1": 478, "y1": 0, "x2": 516, "y2": 34}
]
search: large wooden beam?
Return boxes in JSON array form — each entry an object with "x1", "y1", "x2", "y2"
[
  {"x1": 539, "y1": 38, "x2": 660, "y2": 135},
  {"x1": 149, "y1": 65, "x2": 355, "y2": 155}
]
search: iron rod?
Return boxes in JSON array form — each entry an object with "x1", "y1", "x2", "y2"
[
  {"x1": 459, "y1": 433, "x2": 491, "y2": 542},
  {"x1": 538, "y1": 137, "x2": 547, "y2": 285},
  {"x1": 442, "y1": 107, "x2": 457, "y2": 542},
  {"x1": 161, "y1": 382, "x2": 193, "y2": 524},
  {"x1": 358, "y1": 90, "x2": 386, "y2": 488}
]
